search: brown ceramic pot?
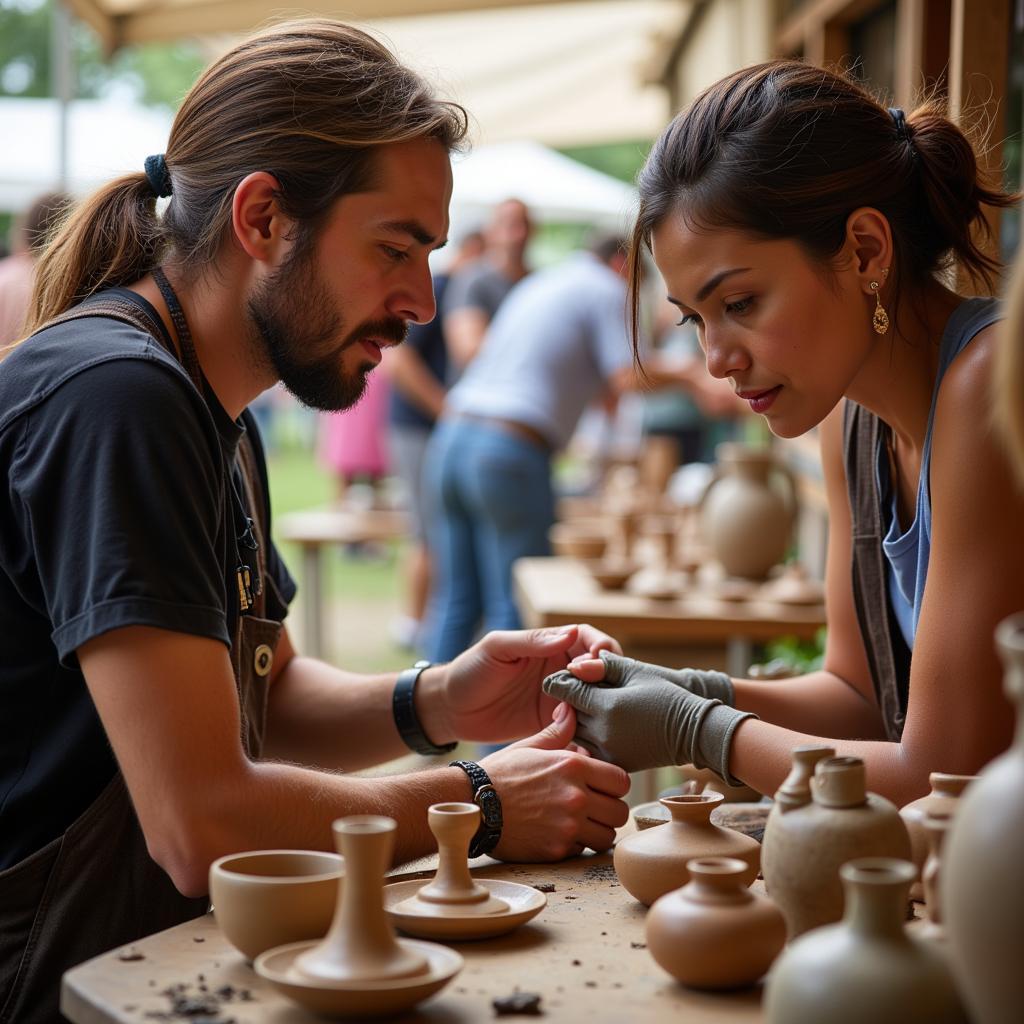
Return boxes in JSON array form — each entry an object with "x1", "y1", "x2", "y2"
[
  {"x1": 613, "y1": 792, "x2": 760, "y2": 907},
  {"x1": 646, "y1": 857, "x2": 786, "y2": 990},
  {"x1": 698, "y1": 443, "x2": 797, "y2": 580},
  {"x1": 764, "y1": 858, "x2": 967, "y2": 1023},
  {"x1": 942, "y1": 611, "x2": 1024, "y2": 1024},
  {"x1": 899, "y1": 772, "x2": 975, "y2": 900},
  {"x1": 760, "y1": 755, "x2": 911, "y2": 938}
]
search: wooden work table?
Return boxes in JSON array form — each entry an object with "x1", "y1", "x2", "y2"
[
  {"x1": 62, "y1": 852, "x2": 763, "y2": 1024},
  {"x1": 514, "y1": 557, "x2": 825, "y2": 677}
]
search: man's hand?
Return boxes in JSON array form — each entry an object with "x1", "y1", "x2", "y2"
[
  {"x1": 440, "y1": 625, "x2": 622, "y2": 743},
  {"x1": 481, "y1": 702, "x2": 630, "y2": 860}
]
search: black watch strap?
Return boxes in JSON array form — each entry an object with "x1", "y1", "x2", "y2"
[
  {"x1": 449, "y1": 759, "x2": 503, "y2": 857},
  {"x1": 393, "y1": 661, "x2": 457, "y2": 756}
]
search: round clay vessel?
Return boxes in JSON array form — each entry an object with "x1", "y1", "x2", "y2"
[
  {"x1": 549, "y1": 521, "x2": 607, "y2": 560},
  {"x1": 210, "y1": 850, "x2": 343, "y2": 962},
  {"x1": 613, "y1": 793, "x2": 759, "y2": 907},
  {"x1": 760, "y1": 755, "x2": 911, "y2": 938},
  {"x1": 914, "y1": 810, "x2": 953, "y2": 944},
  {"x1": 942, "y1": 611, "x2": 1024, "y2": 1024},
  {"x1": 764, "y1": 858, "x2": 967, "y2": 1023},
  {"x1": 581, "y1": 558, "x2": 636, "y2": 591},
  {"x1": 646, "y1": 857, "x2": 786, "y2": 989},
  {"x1": 899, "y1": 772, "x2": 975, "y2": 900},
  {"x1": 698, "y1": 442, "x2": 797, "y2": 580}
]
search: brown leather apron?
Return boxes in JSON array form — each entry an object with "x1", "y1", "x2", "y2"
[
  {"x1": 843, "y1": 400, "x2": 912, "y2": 741},
  {"x1": 0, "y1": 294, "x2": 284, "y2": 1024}
]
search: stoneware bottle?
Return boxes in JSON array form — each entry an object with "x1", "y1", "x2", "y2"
[
  {"x1": 760, "y1": 755, "x2": 910, "y2": 938},
  {"x1": 698, "y1": 442, "x2": 797, "y2": 580},
  {"x1": 294, "y1": 816, "x2": 430, "y2": 983},
  {"x1": 613, "y1": 792, "x2": 759, "y2": 907},
  {"x1": 899, "y1": 771, "x2": 975, "y2": 900},
  {"x1": 645, "y1": 857, "x2": 786, "y2": 990},
  {"x1": 764, "y1": 858, "x2": 967, "y2": 1024},
  {"x1": 942, "y1": 611, "x2": 1024, "y2": 1024},
  {"x1": 762, "y1": 745, "x2": 834, "y2": 906}
]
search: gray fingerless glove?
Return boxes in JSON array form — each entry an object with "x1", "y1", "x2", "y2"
[
  {"x1": 599, "y1": 651, "x2": 736, "y2": 705},
  {"x1": 542, "y1": 666, "x2": 756, "y2": 784}
]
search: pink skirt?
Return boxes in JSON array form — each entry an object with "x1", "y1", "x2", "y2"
[{"x1": 318, "y1": 367, "x2": 391, "y2": 477}]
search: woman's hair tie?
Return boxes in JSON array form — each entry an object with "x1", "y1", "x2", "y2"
[{"x1": 144, "y1": 153, "x2": 173, "y2": 198}]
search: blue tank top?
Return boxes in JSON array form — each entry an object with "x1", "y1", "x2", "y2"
[{"x1": 877, "y1": 297, "x2": 1001, "y2": 648}]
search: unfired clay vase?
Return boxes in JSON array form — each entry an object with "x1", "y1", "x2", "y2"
[
  {"x1": 899, "y1": 772, "x2": 975, "y2": 900},
  {"x1": 760, "y1": 755, "x2": 911, "y2": 938},
  {"x1": 254, "y1": 816, "x2": 461, "y2": 1018},
  {"x1": 698, "y1": 443, "x2": 797, "y2": 580},
  {"x1": 914, "y1": 810, "x2": 953, "y2": 944},
  {"x1": 764, "y1": 858, "x2": 967, "y2": 1024},
  {"x1": 613, "y1": 793, "x2": 760, "y2": 907},
  {"x1": 646, "y1": 857, "x2": 786, "y2": 990},
  {"x1": 384, "y1": 803, "x2": 545, "y2": 940},
  {"x1": 210, "y1": 850, "x2": 343, "y2": 962},
  {"x1": 942, "y1": 611, "x2": 1024, "y2": 1024}
]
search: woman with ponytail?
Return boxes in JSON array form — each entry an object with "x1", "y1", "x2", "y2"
[
  {"x1": 0, "y1": 20, "x2": 629, "y2": 1023},
  {"x1": 546, "y1": 61, "x2": 1024, "y2": 806}
]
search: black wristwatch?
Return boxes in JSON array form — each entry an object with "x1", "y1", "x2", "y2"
[
  {"x1": 449, "y1": 759, "x2": 503, "y2": 857},
  {"x1": 392, "y1": 660, "x2": 457, "y2": 756}
]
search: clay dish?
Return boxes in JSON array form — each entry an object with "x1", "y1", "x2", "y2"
[
  {"x1": 209, "y1": 849, "x2": 343, "y2": 962},
  {"x1": 581, "y1": 558, "x2": 637, "y2": 591},
  {"x1": 631, "y1": 800, "x2": 670, "y2": 830},
  {"x1": 712, "y1": 579, "x2": 759, "y2": 602},
  {"x1": 384, "y1": 879, "x2": 545, "y2": 940},
  {"x1": 549, "y1": 521, "x2": 608, "y2": 559},
  {"x1": 255, "y1": 939, "x2": 461, "y2": 1019},
  {"x1": 761, "y1": 564, "x2": 824, "y2": 606}
]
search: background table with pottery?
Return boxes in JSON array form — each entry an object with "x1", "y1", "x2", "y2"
[
  {"x1": 61, "y1": 851, "x2": 763, "y2": 1024},
  {"x1": 513, "y1": 556, "x2": 825, "y2": 677},
  {"x1": 277, "y1": 507, "x2": 408, "y2": 658}
]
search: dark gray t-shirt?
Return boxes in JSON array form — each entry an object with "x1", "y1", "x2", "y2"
[
  {"x1": 0, "y1": 290, "x2": 295, "y2": 869},
  {"x1": 442, "y1": 261, "x2": 516, "y2": 323}
]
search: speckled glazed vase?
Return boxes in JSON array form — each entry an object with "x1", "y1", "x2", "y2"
[
  {"x1": 645, "y1": 857, "x2": 786, "y2": 990},
  {"x1": 698, "y1": 443, "x2": 797, "y2": 580},
  {"x1": 613, "y1": 793, "x2": 760, "y2": 907},
  {"x1": 760, "y1": 755, "x2": 910, "y2": 938},
  {"x1": 899, "y1": 772, "x2": 975, "y2": 900},
  {"x1": 942, "y1": 611, "x2": 1024, "y2": 1024},
  {"x1": 764, "y1": 859, "x2": 967, "y2": 1024}
]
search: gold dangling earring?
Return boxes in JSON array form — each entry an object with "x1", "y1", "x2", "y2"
[{"x1": 870, "y1": 278, "x2": 889, "y2": 335}]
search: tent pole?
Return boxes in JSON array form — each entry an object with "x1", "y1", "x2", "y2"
[{"x1": 50, "y1": 0, "x2": 73, "y2": 190}]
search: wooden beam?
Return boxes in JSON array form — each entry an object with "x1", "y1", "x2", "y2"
[
  {"x1": 776, "y1": 0, "x2": 884, "y2": 56},
  {"x1": 949, "y1": 0, "x2": 1011, "y2": 288}
]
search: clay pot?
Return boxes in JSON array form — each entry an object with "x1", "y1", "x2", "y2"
[
  {"x1": 646, "y1": 857, "x2": 786, "y2": 990},
  {"x1": 613, "y1": 792, "x2": 760, "y2": 907},
  {"x1": 914, "y1": 810, "x2": 953, "y2": 944},
  {"x1": 760, "y1": 755, "x2": 911, "y2": 938},
  {"x1": 942, "y1": 611, "x2": 1024, "y2": 1024},
  {"x1": 899, "y1": 772, "x2": 975, "y2": 900},
  {"x1": 698, "y1": 443, "x2": 797, "y2": 580},
  {"x1": 581, "y1": 558, "x2": 636, "y2": 591},
  {"x1": 548, "y1": 520, "x2": 608, "y2": 559},
  {"x1": 209, "y1": 850, "x2": 343, "y2": 962},
  {"x1": 764, "y1": 858, "x2": 967, "y2": 1023}
]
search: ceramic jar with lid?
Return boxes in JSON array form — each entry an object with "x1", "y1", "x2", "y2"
[
  {"x1": 613, "y1": 792, "x2": 760, "y2": 907},
  {"x1": 760, "y1": 755, "x2": 911, "y2": 938},
  {"x1": 646, "y1": 857, "x2": 786, "y2": 989}
]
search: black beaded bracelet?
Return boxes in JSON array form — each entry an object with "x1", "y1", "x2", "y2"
[
  {"x1": 392, "y1": 661, "x2": 457, "y2": 757},
  {"x1": 449, "y1": 759, "x2": 503, "y2": 857}
]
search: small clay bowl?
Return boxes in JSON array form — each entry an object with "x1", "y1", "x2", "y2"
[
  {"x1": 549, "y1": 521, "x2": 608, "y2": 559},
  {"x1": 210, "y1": 850, "x2": 343, "y2": 962},
  {"x1": 632, "y1": 800, "x2": 671, "y2": 830},
  {"x1": 581, "y1": 559, "x2": 636, "y2": 591},
  {"x1": 383, "y1": 878, "x2": 546, "y2": 940},
  {"x1": 255, "y1": 938, "x2": 461, "y2": 1018}
]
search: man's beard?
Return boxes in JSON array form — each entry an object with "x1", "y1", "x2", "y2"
[{"x1": 247, "y1": 247, "x2": 407, "y2": 412}]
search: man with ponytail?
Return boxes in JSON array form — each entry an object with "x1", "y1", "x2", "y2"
[{"x1": 0, "y1": 21, "x2": 628, "y2": 1021}]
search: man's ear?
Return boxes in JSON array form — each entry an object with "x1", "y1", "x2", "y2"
[
  {"x1": 844, "y1": 206, "x2": 893, "y2": 295},
  {"x1": 231, "y1": 172, "x2": 294, "y2": 265}
]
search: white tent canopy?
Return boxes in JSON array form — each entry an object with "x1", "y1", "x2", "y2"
[{"x1": 0, "y1": 99, "x2": 637, "y2": 227}]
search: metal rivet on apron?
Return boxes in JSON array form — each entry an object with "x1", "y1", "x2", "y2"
[{"x1": 253, "y1": 644, "x2": 273, "y2": 677}]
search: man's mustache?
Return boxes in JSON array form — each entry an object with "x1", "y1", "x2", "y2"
[{"x1": 346, "y1": 318, "x2": 409, "y2": 347}]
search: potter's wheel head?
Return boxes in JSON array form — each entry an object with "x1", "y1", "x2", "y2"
[
  {"x1": 384, "y1": 878, "x2": 546, "y2": 940},
  {"x1": 255, "y1": 938, "x2": 462, "y2": 1018}
]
